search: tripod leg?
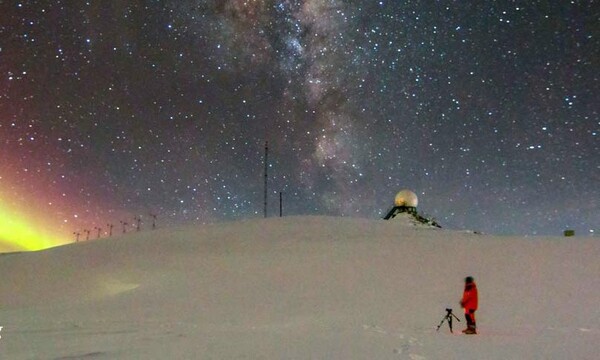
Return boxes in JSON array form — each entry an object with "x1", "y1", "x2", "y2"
[
  {"x1": 436, "y1": 317, "x2": 445, "y2": 331},
  {"x1": 448, "y1": 315, "x2": 453, "y2": 333}
]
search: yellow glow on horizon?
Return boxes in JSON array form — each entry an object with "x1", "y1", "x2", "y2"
[{"x1": 0, "y1": 207, "x2": 68, "y2": 252}]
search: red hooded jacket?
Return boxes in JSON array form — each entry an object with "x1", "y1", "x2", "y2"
[{"x1": 460, "y1": 281, "x2": 478, "y2": 311}]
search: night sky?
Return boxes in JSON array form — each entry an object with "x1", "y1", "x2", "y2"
[{"x1": 1, "y1": 1, "x2": 598, "y2": 250}]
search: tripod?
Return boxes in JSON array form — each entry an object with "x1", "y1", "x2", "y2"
[{"x1": 436, "y1": 308, "x2": 461, "y2": 333}]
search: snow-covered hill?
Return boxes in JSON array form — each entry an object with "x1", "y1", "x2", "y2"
[{"x1": 0, "y1": 216, "x2": 598, "y2": 359}]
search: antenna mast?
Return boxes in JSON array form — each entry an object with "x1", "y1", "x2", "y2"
[{"x1": 264, "y1": 141, "x2": 268, "y2": 218}]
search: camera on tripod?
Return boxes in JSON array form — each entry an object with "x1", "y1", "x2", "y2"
[{"x1": 436, "y1": 307, "x2": 461, "y2": 333}]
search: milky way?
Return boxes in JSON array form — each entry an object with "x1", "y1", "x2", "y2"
[{"x1": 1, "y1": 1, "x2": 598, "y2": 249}]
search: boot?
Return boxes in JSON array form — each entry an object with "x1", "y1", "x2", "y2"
[{"x1": 463, "y1": 324, "x2": 477, "y2": 334}]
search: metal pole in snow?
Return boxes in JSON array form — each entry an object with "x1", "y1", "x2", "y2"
[{"x1": 264, "y1": 141, "x2": 268, "y2": 218}]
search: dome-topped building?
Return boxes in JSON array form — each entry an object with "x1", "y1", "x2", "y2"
[
  {"x1": 384, "y1": 189, "x2": 419, "y2": 219},
  {"x1": 384, "y1": 189, "x2": 441, "y2": 228}
]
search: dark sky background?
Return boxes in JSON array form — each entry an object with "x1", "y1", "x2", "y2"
[{"x1": 1, "y1": 0, "x2": 598, "y2": 246}]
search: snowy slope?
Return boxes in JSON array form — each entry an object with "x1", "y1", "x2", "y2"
[{"x1": 0, "y1": 216, "x2": 598, "y2": 359}]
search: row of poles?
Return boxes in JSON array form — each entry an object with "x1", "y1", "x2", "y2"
[
  {"x1": 73, "y1": 214, "x2": 157, "y2": 242},
  {"x1": 73, "y1": 140, "x2": 274, "y2": 243}
]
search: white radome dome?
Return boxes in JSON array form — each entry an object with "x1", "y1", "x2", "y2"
[{"x1": 394, "y1": 190, "x2": 418, "y2": 207}]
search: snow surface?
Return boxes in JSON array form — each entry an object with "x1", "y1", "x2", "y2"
[{"x1": 0, "y1": 216, "x2": 598, "y2": 359}]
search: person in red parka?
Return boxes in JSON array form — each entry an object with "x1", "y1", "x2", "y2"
[{"x1": 460, "y1": 276, "x2": 478, "y2": 334}]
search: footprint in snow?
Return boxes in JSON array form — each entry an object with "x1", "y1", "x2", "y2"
[
  {"x1": 362, "y1": 324, "x2": 388, "y2": 334},
  {"x1": 409, "y1": 355, "x2": 427, "y2": 360},
  {"x1": 392, "y1": 347, "x2": 426, "y2": 360}
]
